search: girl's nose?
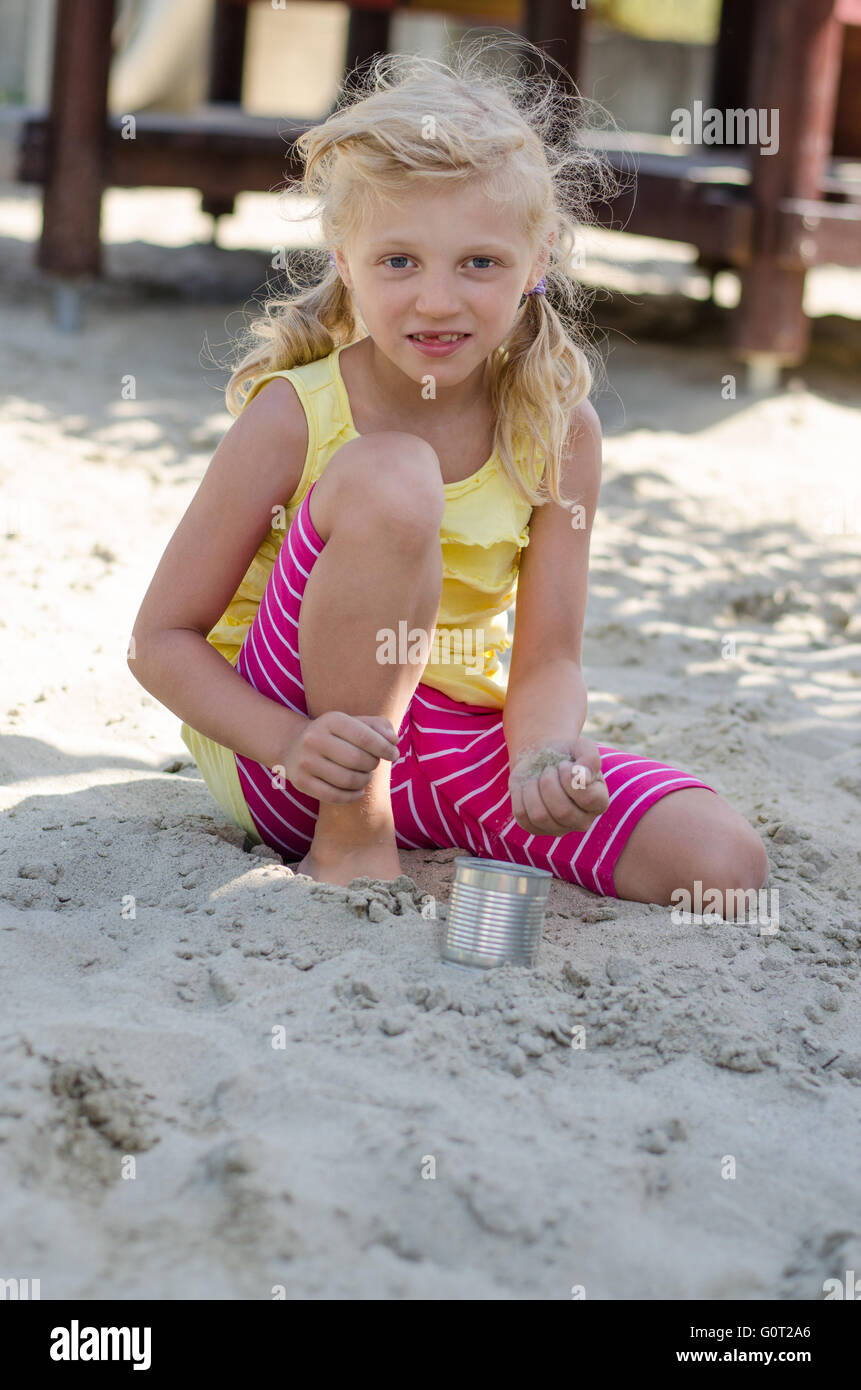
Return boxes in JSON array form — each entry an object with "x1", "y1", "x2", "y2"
[{"x1": 414, "y1": 279, "x2": 461, "y2": 312}]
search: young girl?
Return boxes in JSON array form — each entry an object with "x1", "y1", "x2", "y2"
[{"x1": 128, "y1": 44, "x2": 768, "y2": 905}]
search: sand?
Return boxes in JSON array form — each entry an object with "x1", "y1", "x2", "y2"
[{"x1": 1, "y1": 185, "x2": 860, "y2": 1299}]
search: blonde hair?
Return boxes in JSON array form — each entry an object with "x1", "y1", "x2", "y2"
[{"x1": 224, "y1": 34, "x2": 625, "y2": 508}]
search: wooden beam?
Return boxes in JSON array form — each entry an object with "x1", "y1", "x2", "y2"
[
  {"x1": 776, "y1": 197, "x2": 861, "y2": 267},
  {"x1": 37, "y1": 0, "x2": 117, "y2": 277},
  {"x1": 20, "y1": 111, "x2": 309, "y2": 198},
  {"x1": 597, "y1": 174, "x2": 753, "y2": 264}
]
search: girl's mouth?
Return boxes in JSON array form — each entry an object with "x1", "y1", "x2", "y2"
[{"x1": 407, "y1": 333, "x2": 471, "y2": 357}]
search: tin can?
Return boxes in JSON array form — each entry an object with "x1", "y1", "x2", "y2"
[{"x1": 441, "y1": 856, "x2": 553, "y2": 972}]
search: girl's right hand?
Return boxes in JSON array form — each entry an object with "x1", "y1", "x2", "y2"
[{"x1": 280, "y1": 712, "x2": 401, "y2": 803}]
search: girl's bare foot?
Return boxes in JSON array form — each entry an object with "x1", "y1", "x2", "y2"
[{"x1": 294, "y1": 841, "x2": 403, "y2": 886}]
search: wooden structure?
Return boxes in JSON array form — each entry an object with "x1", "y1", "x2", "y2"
[{"x1": 14, "y1": 0, "x2": 861, "y2": 385}]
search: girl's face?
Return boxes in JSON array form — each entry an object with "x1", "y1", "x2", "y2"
[{"x1": 334, "y1": 180, "x2": 549, "y2": 379}]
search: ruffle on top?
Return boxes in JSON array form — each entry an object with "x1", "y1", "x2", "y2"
[{"x1": 205, "y1": 341, "x2": 544, "y2": 708}]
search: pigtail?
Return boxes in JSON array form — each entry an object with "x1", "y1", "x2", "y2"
[{"x1": 224, "y1": 266, "x2": 358, "y2": 417}]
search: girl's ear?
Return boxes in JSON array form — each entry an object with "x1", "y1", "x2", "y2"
[
  {"x1": 529, "y1": 231, "x2": 555, "y2": 288},
  {"x1": 540, "y1": 230, "x2": 555, "y2": 275},
  {"x1": 332, "y1": 250, "x2": 353, "y2": 292}
]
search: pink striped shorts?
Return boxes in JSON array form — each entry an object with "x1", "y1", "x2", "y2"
[{"x1": 233, "y1": 486, "x2": 714, "y2": 897}]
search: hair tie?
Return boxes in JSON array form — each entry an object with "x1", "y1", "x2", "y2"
[{"x1": 329, "y1": 251, "x2": 336, "y2": 264}]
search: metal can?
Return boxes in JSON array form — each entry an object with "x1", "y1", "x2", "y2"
[{"x1": 441, "y1": 856, "x2": 553, "y2": 972}]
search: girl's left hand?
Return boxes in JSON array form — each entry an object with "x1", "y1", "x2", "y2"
[{"x1": 508, "y1": 736, "x2": 609, "y2": 836}]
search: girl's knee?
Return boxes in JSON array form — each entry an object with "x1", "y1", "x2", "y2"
[
  {"x1": 615, "y1": 790, "x2": 770, "y2": 906},
  {"x1": 327, "y1": 432, "x2": 446, "y2": 532},
  {"x1": 687, "y1": 812, "x2": 770, "y2": 902},
  {"x1": 744, "y1": 825, "x2": 770, "y2": 890}
]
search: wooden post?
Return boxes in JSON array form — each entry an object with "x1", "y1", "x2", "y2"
[
  {"x1": 523, "y1": 0, "x2": 585, "y2": 88},
  {"x1": 208, "y1": 0, "x2": 248, "y2": 103},
  {"x1": 710, "y1": 0, "x2": 756, "y2": 139},
  {"x1": 733, "y1": 0, "x2": 846, "y2": 386},
  {"x1": 344, "y1": 5, "x2": 393, "y2": 85},
  {"x1": 37, "y1": 0, "x2": 117, "y2": 280},
  {"x1": 202, "y1": 0, "x2": 250, "y2": 223}
]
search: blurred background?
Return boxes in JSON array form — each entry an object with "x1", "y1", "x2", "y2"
[
  {"x1": 1, "y1": 0, "x2": 723, "y2": 124},
  {"x1": 1, "y1": 0, "x2": 860, "y2": 387}
]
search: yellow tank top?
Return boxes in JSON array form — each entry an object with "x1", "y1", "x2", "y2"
[{"x1": 205, "y1": 341, "x2": 544, "y2": 709}]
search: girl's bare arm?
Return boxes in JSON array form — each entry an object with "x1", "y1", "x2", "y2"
[
  {"x1": 503, "y1": 398, "x2": 603, "y2": 760},
  {"x1": 127, "y1": 377, "x2": 312, "y2": 770}
]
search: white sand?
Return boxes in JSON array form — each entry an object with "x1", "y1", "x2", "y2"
[{"x1": 1, "y1": 188, "x2": 860, "y2": 1299}]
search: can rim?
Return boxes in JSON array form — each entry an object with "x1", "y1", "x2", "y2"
[{"x1": 453, "y1": 855, "x2": 553, "y2": 881}]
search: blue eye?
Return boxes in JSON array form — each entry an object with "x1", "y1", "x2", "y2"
[{"x1": 381, "y1": 256, "x2": 496, "y2": 270}]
